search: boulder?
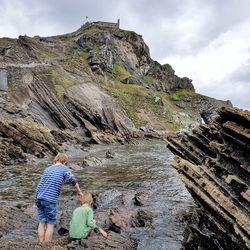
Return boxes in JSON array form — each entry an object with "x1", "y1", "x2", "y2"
[
  {"x1": 95, "y1": 189, "x2": 123, "y2": 209},
  {"x1": 134, "y1": 190, "x2": 154, "y2": 206},
  {"x1": 121, "y1": 76, "x2": 142, "y2": 85},
  {"x1": 106, "y1": 150, "x2": 116, "y2": 158},
  {"x1": 131, "y1": 209, "x2": 153, "y2": 228},
  {"x1": 82, "y1": 156, "x2": 104, "y2": 168},
  {"x1": 109, "y1": 208, "x2": 130, "y2": 233}
]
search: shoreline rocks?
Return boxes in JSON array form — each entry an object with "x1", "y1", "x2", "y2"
[{"x1": 165, "y1": 107, "x2": 250, "y2": 249}]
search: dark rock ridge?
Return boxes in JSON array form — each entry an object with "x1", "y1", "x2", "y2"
[
  {"x1": 146, "y1": 61, "x2": 195, "y2": 93},
  {"x1": 165, "y1": 107, "x2": 250, "y2": 249}
]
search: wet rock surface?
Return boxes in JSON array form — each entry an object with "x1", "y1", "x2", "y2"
[
  {"x1": 0, "y1": 141, "x2": 193, "y2": 249},
  {"x1": 67, "y1": 232, "x2": 137, "y2": 250},
  {"x1": 165, "y1": 107, "x2": 250, "y2": 249},
  {"x1": 0, "y1": 195, "x2": 137, "y2": 250},
  {"x1": 131, "y1": 209, "x2": 153, "y2": 228},
  {"x1": 134, "y1": 190, "x2": 154, "y2": 206}
]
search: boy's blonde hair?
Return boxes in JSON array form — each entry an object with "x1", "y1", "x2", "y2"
[
  {"x1": 80, "y1": 193, "x2": 93, "y2": 205},
  {"x1": 54, "y1": 153, "x2": 69, "y2": 164}
]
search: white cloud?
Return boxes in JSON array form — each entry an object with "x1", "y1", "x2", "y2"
[
  {"x1": 160, "y1": 20, "x2": 250, "y2": 109},
  {"x1": 0, "y1": 0, "x2": 250, "y2": 109}
]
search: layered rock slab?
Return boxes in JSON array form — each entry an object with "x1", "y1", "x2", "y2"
[{"x1": 165, "y1": 107, "x2": 250, "y2": 249}]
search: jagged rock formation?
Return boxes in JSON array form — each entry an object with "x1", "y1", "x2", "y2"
[
  {"x1": 146, "y1": 61, "x2": 195, "y2": 93},
  {"x1": 0, "y1": 22, "x2": 232, "y2": 165},
  {"x1": 76, "y1": 26, "x2": 151, "y2": 75},
  {"x1": 165, "y1": 107, "x2": 250, "y2": 249},
  {"x1": 75, "y1": 24, "x2": 194, "y2": 93}
]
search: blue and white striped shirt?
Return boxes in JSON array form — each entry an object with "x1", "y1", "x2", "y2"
[{"x1": 36, "y1": 164, "x2": 77, "y2": 203}]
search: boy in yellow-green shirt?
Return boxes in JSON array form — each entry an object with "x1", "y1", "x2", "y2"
[{"x1": 69, "y1": 193, "x2": 107, "y2": 239}]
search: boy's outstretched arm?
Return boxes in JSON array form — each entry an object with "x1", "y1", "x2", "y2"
[
  {"x1": 63, "y1": 169, "x2": 83, "y2": 197},
  {"x1": 74, "y1": 183, "x2": 83, "y2": 197},
  {"x1": 87, "y1": 210, "x2": 108, "y2": 237}
]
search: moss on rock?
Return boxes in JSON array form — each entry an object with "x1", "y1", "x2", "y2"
[
  {"x1": 50, "y1": 67, "x2": 79, "y2": 102},
  {"x1": 112, "y1": 81, "x2": 190, "y2": 130},
  {"x1": 16, "y1": 121, "x2": 55, "y2": 145},
  {"x1": 112, "y1": 64, "x2": 131, "y2": 81},
  {"x1": 0, "y1": 38, "x2": 17, "y2": 47}
]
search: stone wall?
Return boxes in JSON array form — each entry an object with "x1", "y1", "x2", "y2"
[
  {"x1": 83, "y1": 21, "x2": 119, "y2": 30},
  {"x1": 93, "y1": 21, "x2": 119, "y2": 29},
  {"x1": 0, "y1": 69, "x2": 7, "y2": 92}
]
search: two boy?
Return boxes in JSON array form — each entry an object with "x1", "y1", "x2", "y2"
[{"x1": 36, "y1": 153, "x2": 107, "y2": 244}]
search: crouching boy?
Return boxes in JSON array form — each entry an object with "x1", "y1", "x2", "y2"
[{"x1": 69, "y1": 193, "x2": 107, "y2": 239}]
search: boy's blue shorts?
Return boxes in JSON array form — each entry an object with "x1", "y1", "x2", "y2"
[{"x1": 36, "y1": 199, "x2": 58, "y2": 225}]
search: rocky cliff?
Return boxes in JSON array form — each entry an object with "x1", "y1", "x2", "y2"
[
  {"x1": 0, "y1": 22, "x2": 231, "y2": 165},
  {"x1": 165, "y1": 107, "x2": 250, "y2": 249}
]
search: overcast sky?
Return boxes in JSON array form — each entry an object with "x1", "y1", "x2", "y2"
[{"x1": 1, "y1": 0, "x2": 249, "y2": 109}]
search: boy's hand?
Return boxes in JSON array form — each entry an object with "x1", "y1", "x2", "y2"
[
  {"x1": 74, "y1": 183, "x2": 83, "y2": 198},
  {"x1": 100, "y1": 229, "x2": 108, "y2": 237},
  {"x1": 78, "y1": 191, "x2": 84, "y2": 198}
]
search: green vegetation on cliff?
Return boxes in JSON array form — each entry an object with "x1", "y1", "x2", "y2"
[
  {"x1": 62, "y1": 50, "x2": 90, "y2": 73},
  {"x1": 112, "y1": 64, "x2": 131, "y2": 81},
  {"x1": 171, "y1": 89, "x2": 196, "y2": 101},
  {"x1": 112, "y1": 81, "x2": 192, "y2": 130},
  {"x1": 0, "y1": 38, "x2": 17, "y2": 47},
  {"x1": 50, "y1": 67, "x2": 79, "y2": 102}
]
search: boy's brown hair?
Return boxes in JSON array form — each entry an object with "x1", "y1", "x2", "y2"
[
  {"x1": 54, "y1": 153, "x2": 69, "y2": 164},
  {"x1": 80, "y1": 193, "x2": 93, "y2": 205}
]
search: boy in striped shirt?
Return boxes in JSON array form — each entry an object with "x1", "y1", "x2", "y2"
[{"x1": 36, "y1": 153, "x2": 83, "y2": 243}]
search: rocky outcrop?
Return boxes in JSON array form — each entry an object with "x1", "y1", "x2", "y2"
[
  {"x1": 0, "y1": 62, "x2": 137, "y2": 166},
  {"x1": 165, "y1": 107, "x2": 250, "y2": 249},
  {"x1": 5, "y1": 62, "x2": 136, "y2": 135},
  {"x1": 146, "y1": 61, "x2": 195, "y2": 93},
  {"x1": 76, "y1": 25, "x2": 151, "y2": 75},
  {"x1": 74, "y1": 24, "x2": 195, "y2": 94},
  {"x1": 0, "y1": 22, "x2": 232, "y2": 164}
]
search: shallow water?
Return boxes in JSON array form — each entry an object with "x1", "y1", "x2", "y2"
[{"x1": 0, "y1": 140, "x2": 194, "y2": 250}]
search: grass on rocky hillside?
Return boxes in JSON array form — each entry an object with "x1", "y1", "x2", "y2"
[
  {"x1": 62, "y1": 50, "x2": 90, "y2": 74},
  {"x1": 91, "y1": 67, "x2": 202, "y2": 131},
  {"x1": 199, "y1": 94, "x2": 230, "y2": 108},
  {"x1": 0, "y1": 38, "x2": 17, "y2": 47},
  {"x1": 113, "y1": 81, "x2": 190, "y2": 130},
  {"x1": 112, "y1": 64, "x2": 130, "y2": 81},
  {"x1": 171, "y1": 89, "x2": 196, "y2": 101},
  {"x1": 50, "y1": 67, "x2": 79, "y2": 102}
]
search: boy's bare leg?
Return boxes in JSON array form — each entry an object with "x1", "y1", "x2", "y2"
[
  {"x1": 44, "y1": 224, "x2": 55, "y2": 242},
  {"x1": 38, "y1": 222, "x2": 46, "y2": 242}
]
